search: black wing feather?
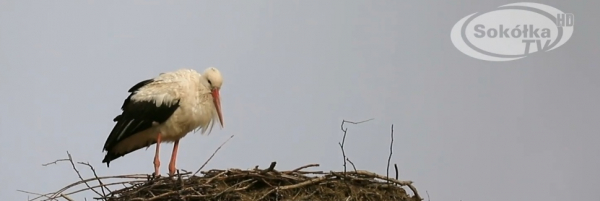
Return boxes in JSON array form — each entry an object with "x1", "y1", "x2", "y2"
[{"x1": 102, "y1": 78, "x2": 180, "y2": 167}]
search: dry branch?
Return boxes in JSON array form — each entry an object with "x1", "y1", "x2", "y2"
[
  {"x1": 387, "y1": 124, "x2": 394, "y2": 183},
  {"x1": 192, "y1": 135, "x2": 234, "y2": 176},
  {"x1": 339, "y1": 118, "x2": 374, "y2": 173},
  {"x1": 20, "y1": 152, "x2": 149, "y2": 201}
]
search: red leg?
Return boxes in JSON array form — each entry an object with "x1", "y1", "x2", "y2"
[
  {"x1": 153, "y1": 133, "x2": 162, "y2": 176},
  {"x1": 168, "y1": 140, "x2": 179, "y2": 176}
]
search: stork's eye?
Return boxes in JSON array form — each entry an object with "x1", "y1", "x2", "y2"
[{"x1": 207, "y1": 79, "x2": 212, "y2": 85}]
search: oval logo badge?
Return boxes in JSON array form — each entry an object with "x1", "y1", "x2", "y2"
[{"x1": 450, "y1": 2, "x2": 574, "y2": 62}]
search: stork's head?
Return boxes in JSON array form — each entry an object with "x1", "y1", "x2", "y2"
[{"x1": 202, "y1": 67, "x2": 224, "y2": 128}]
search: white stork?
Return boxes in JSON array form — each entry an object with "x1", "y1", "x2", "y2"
[{"x1": 102, "y1": 67, "x2": 224, "y2": 177}]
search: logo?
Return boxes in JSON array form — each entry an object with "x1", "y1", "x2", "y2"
[{"x1": 450, "y1": 2, "x2": 574, "y2": 62}]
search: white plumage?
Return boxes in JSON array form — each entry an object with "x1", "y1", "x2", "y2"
[{"x1": 102, "y1": 67, "x2": 224, "y2": 177}]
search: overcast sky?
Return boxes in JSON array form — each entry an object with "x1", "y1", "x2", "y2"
[{"x1": 1, "y1": 1, "x2": 598, "y2": 201}]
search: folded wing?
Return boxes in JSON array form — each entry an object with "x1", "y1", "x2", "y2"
[{"x1": 102, "y1": 78, "x2": 181, "y2": 166}]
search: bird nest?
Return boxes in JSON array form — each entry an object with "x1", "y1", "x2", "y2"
[
  {"x1": 106, "y1": 162, "x2": 421, "y2": 201},
  {"x1": 23, "y1": 160, "x2": 421, "y2": 201},
  {"x1": 22, "y1": 121, "x2": 422, "y2": 201}
]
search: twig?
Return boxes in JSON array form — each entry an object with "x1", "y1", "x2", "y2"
[
  {"x1": 258, "y1": 175, "x2": 332, "y2": 200},
  {"x1": 63, "y1": 180, "x2": 144, "y2": 197},
  {"x1": 394, "y1": 164, "x2": 399, "y2": 180},
  {"x1": 339, "y1": 118, "x2": 373, "y2": 173},
  {"x1": 54, "y1": 151, "x2": 103, "y2": 199},
  {"x1": 346, "y1": 158, "x2": 357, "y2": 172},
  {"x1": 77, "y1": 161, "x2": 110, "y2": 197},
  {"x1": 387, "y1": 124, "x2": 394, "y2": 183},
  {"x1": 349, "y1": 170, "x2": 421, "y2": 200},
  {"x1": 338, "y1": 124, "x2": 348, "y2": 174},
  {"x1": 426, "y1": 190, "x2": 430, "y2": 201},
  {"x1": 337, "y1": 141, "x2": 347, "y2": 173},
  {"x1": 260, "y1": 161, "x2": 277, "y2": 174},
  {"x1": 60, "y1": 194, "x2": 74, "y2": 201},
  {"x1": 22, "y1": 174, "x2": 148, "y2": 201},
  {"x1": 27, "y1": 152, "x2": 142, "y2": 201},
  {"x1": 42, "y1": 159, "x2": 70, "y2": 166},
  {"x1": 337, "y1": 118, "x2": 373, "y2": 197},
  {"x1": 144, "y1": 187, "x2": 197, "y2": 201},
  {"x1": 213, "y1": 179, "x2": 254, "y2": 197},
  {"x1": 16, "y1": 190, "x2": 54, "y2": 201},
  {"x1": 205, "y1": 171, "x2": 228, "y2": 184},
  {"x1": 289, "y1": 164, "x2": 319, "y2": 172},
  {"x1": 193, "y1": 134, "x2": 235, "y2": 176},
  {"x1": 340, "y1": 118, "x2": 375, "y2": 129}
]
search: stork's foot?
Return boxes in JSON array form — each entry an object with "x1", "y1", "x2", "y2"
[
  {"x1": 151, "y1": 170, "x2": 161, "y2": 181},
  {"x1": 168, "y1": 140, "x2": 179, "y2": 178},
  {"x1": 168, "y1": 164, "x2": 177, "y2": 176},
  {"x1": 148, "y1": 172, "x2": 162, "y2": 182},
  {"x1": 168, "y1": 167, "x2": 178, "y2": 178},
  {"x1": 175, "y1": 169, "x2": 184, "y2": 186}
]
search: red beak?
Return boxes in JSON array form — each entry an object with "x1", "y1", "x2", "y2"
[{"x1": 211, "y1": 89, "x2": 224, "y2": 128}]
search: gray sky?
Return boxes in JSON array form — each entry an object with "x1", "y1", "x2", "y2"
[{"x1": 1, "y1": 1, "x2": 598, "y2": 201}]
